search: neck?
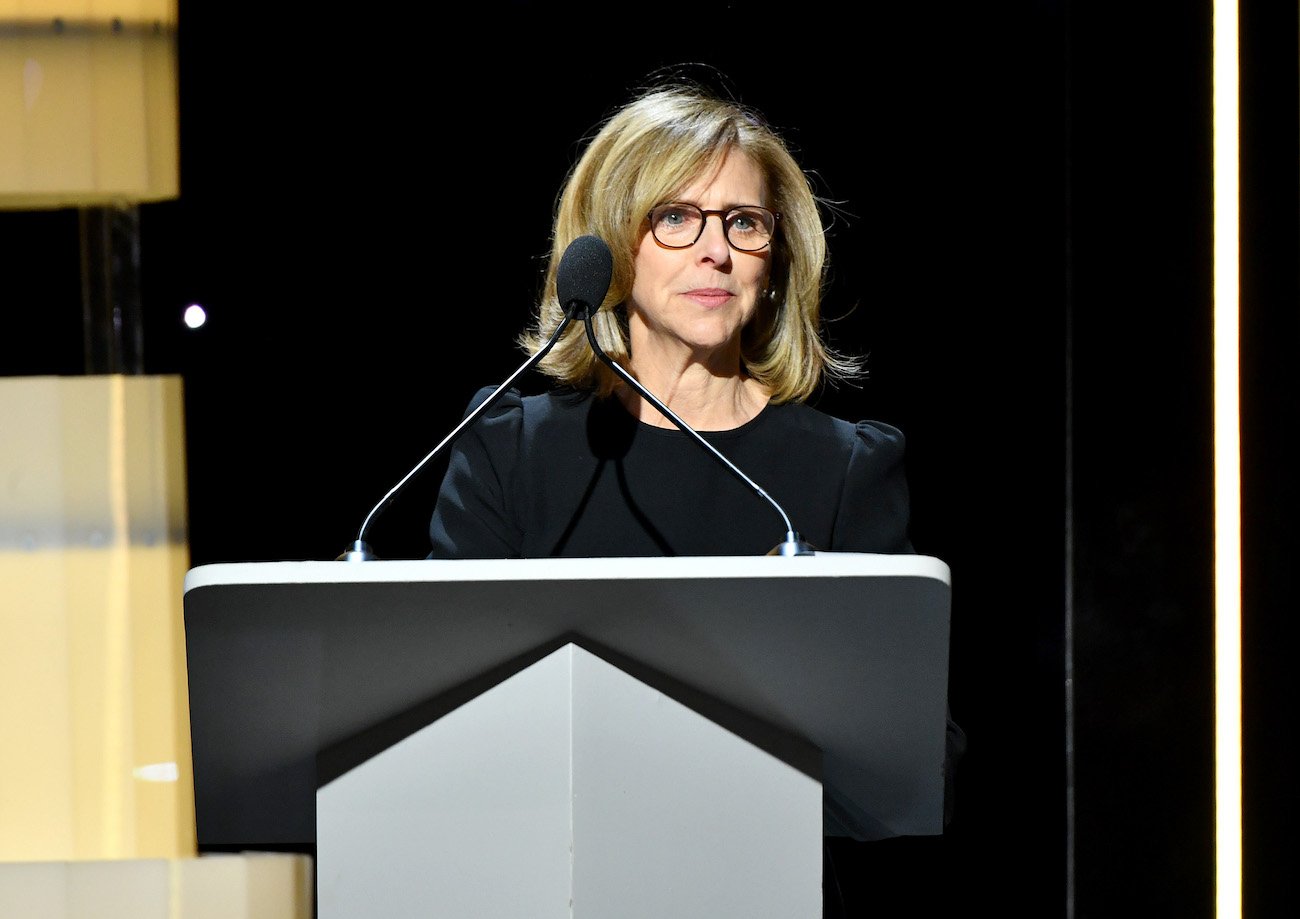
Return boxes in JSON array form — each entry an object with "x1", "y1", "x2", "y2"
[{"x1": 618, "y1": 363, "x2": 769, "y2": 431}]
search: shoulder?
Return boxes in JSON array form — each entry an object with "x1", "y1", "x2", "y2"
[
  {"x1": 456, "y1": 387, "x2": 595, "y2": 469},
  {"x1": 462, "y1": 384, "x2": 521, "y2": 420},
  {"x1": 774, "y1": 403, "x2": 909, "y2": 512},
  {"x1": 461, "y1": 385, "x2": 591, "y2": 425},
  {"x1": 759, "y1": 402, "x2": 910, "y2": 553},
  {"x1": 769, "y1": 402, "x2": 906, "y2": 460},
  {"x1": 851, "y1": 418, "x2": 907, "y2": 461},
  {"x1": 777, "y1": 405, "x2": 910, "y2": 553}
]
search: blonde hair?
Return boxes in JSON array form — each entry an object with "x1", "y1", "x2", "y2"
[{"x1": 519, "y1": 81, "x2": 861, "y2": 403}]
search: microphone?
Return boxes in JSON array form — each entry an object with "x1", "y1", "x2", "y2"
[
  {"x1": 575, "y1": 237, "x2": 815, "y2": 557},
  {"x1": 557, "y1": 234, "x2": 614, "y2": 319},
  {"x1": 337, "y1": 235, "x2": 614, "y2": 561}
]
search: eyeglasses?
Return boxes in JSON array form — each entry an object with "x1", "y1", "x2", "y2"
[{"x1": 646, "y1": 202, "x2": 780, "y2": 252}]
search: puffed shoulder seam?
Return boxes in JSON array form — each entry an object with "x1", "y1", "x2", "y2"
[
  {"x1": 852, "y1": 418, "x2": 907, "y2": 456},
  {"x1": 464, "y1": 384, "x2": 525, "y2": 421}
]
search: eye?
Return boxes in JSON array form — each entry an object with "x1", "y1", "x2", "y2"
[
  {"x1": 654, "y1": 204, "x2": 697, "y2": 230},
  {"x1": 727, "y1": 207, "x2": 771, "y2": 237}
]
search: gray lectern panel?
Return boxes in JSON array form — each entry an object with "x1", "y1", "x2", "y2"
[{"x1": 183, "y1": 554, "x2": 951, "y2": 846}]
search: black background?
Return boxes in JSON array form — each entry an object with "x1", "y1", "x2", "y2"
[{"x1": 3, "y1": 1, "x2": 1295, "y2": 915}]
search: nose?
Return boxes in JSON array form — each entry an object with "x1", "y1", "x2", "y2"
[{"x1": 695, "y1": 213, "x2": 733, "y2": 263}]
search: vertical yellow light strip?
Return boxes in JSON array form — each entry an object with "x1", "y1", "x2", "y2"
[
  {"x1": 1212, "y1": 1, "x2": 1243, "y2": 916},
  {"x1": 103, "y1": 374, "x2": 132, "y2": 854}
]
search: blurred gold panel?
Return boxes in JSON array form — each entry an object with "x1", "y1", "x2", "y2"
[
  {"x1": 0, "y1": 854, "x2": 315, "y2": 919},
  {"x1": 0, "y1": 2, "x2": 179, "y2": 208},
  {"x1": 0, "y1": 375, "x2": 195, "y2": 860}
]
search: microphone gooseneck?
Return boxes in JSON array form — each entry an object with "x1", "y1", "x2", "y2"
[
  {"x1": 569, "y1": 237, "x2": 813, "y2": 558},
  {"x1": 339, "y1": 235, "x2": 615, "y2": 561},
  {"x1": 339, "y1": 315, "x2": 574, "y2": 561}
]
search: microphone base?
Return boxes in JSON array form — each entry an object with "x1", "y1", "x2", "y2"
[
  {"x1": 337, "y1": 539, "x2": 378, "y2": 562},
  {"x1": 768, "y1": 532, "x2": 817, "y2": 557}
]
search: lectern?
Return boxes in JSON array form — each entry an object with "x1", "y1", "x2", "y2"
[{"x1": 183, "y1": 553, "x2": 952, "y2": 917}]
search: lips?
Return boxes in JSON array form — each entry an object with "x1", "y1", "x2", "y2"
[{"x1": 683, "y1": 288, "x2": 734, "y2": 308}]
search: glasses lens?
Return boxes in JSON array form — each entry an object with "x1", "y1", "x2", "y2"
[
  {"x1": 650, "y1": 204, "x2": 704, "y2": 247},
  {"x1": 725, "y1": 207, "x2": 776, "y2": 251}
]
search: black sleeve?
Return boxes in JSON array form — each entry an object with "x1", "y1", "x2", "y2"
[
  {"x1": 427, "y1": 386, "x2": 526, "y2": 559},
  {"x1": 829, "y1": 420, "x2": 914, "y2": 553}
]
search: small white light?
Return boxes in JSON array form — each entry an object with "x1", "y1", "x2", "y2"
[
  {"x1": 183, "y1": 304, "x2": 207, "y2": 329},
  {"x1": 133, "y1": 762, "x2": 179, "y2": 783}
]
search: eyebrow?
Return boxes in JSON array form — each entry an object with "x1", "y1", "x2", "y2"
[{"x1": 659, "y1": 200, "x2": 768, "y2": 211}]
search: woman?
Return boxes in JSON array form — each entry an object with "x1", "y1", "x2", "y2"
[
  {"x1": 428, "y1": 78, "x2": 965, "y2": 916},
  {"x1": 428, "y1": 81, "x2": 912, "y2": 560}
]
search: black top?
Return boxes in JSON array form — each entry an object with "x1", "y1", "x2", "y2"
[{"x1": 428, "y1": 386, "x2": 913, "y2": 559}]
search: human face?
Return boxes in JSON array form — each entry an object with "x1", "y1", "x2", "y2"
[{"x1": 627, "y1": 150, "x2": 771, "y2": 372}]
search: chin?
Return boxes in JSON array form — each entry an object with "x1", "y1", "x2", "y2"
[{"x1": 680, "y1": 325, "x2": 742, "y2": 352}]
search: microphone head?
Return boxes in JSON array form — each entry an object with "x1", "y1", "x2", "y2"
[{"x1": 556, "y1": 235, "x2": 614, "y2": 319}]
